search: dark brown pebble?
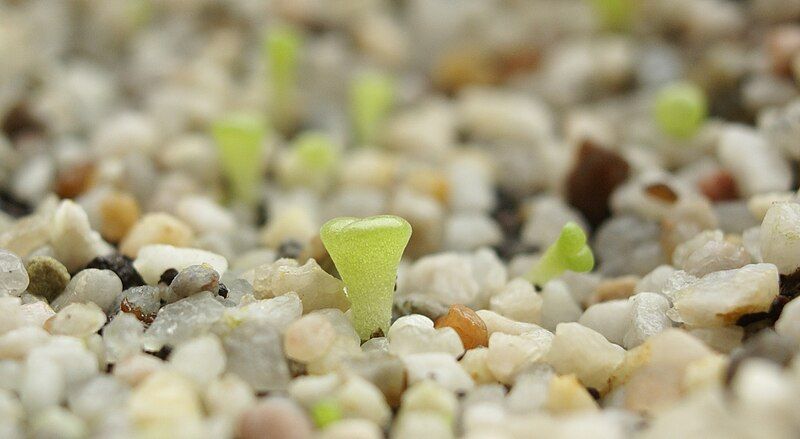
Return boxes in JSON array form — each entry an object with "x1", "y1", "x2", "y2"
[
  {"x1": 217, "y1": 282, "x2": 228, "y2": 298},
  {"x1": 159, "y1": 268, "x2": 179, "y2": 285},
  {"x1": 86, "y1": 254, "x2": 145, "y2": 289},
  {"x1": 565, "y1": 140, "x2": 630, "y2": 228},
  {"x1": 698, "y1": 170, "x2": 739, "y2": 202},
  {"x1": 1, "y1": 101, "x2": 45, "y2": 142}
]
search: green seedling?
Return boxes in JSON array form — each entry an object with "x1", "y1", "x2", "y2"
[
  {"x1": 588, "y1": 0, "x2": 636, "y2": 32},
  {"x1": 349, "y1": 71, "x2": 395, "y2": 146},
  {"x1": 525, "y1": 222, "x2": 594, "y2": 286},
  {"x1": 265, "y1": 25, "x2": 302, "y2": 132},
  {"x1": 654, "y1": 82, "x2": 708, "y2": 139},
  {"x1": 310, "y1": 398, "x2": 342, "y2": 428},
  {"x1": 320, "y1": 215, "x2": 412, "y2": 340},
  {"x1": 211, "y1": 113, "x2": 267, "y2": 205},
  {"x1": 279, "y1": 132, "x2": 340, "y2": 191}
]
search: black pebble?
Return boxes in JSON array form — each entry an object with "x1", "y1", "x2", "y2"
[
  {"x1": 277, "y1": 239, "x2": 303, "y2": 260},
  {"x1": 0, "y1": 190, "x2": 32, "y2": 218},
  {"x1": 159, "y1": 268, "x2": 179, "y2": 285},
  {"x1": 217, "y1": 282, "x2": 228, "y2": 298},
  {"x1": 147, "y1": 345, "x2": 173, "y2": 360},
  {"x1": 86, "y1": 254, "x2": 146, "y2": 289}
]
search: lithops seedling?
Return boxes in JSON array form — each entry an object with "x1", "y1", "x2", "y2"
[
  {"x1": 349, "y1": 71, "x2": 395, "y2": 146},
  {"x1": 211, "y1": 113, "x2": 267, "y2": 205},
  {"x1": 654, "y1": 82, "x2": 708, "y2": 139},
  {"x1": 525, "y1": 222, "x2": 594, "y2": 287},
  {"x1": 320, "y1": 215, "x2": 412, "y2": 340},
  {"x1": 265, "y1": 25, "x2": 302, "y2": 132}
]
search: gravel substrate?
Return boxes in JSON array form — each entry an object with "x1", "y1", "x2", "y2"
[{"x1": 3, "y1": 1, "x2": 800, "y2": 438}]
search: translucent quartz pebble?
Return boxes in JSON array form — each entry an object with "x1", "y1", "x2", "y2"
[
  {"x1": 221, "y1": 319, "x2": 290, "y2": 392},
  {"x1": 133, "y1": 244, "x2": 228, "y2": 285},
  {"x1": 103, "y1": 313, "x2": 144, "y2": 363},
  {"x1": 760, "y1": 202, "x2": 800, "y2": 275},
  {"x1": 0, "y1": 250, "x2": 28, "y2": 297},
  {"x1": 51, "y1": 269, "x2": 122, "y2": 314},
  {"x1": 143, "y1": 292, "x2": 225, "y2": 351},
  {"x1": 545, "y1": 322, "x2": 625, "y2": 393},
  {"x1": 252, "y1": 258, "x2": 348, "y2": 312},
  {"x1": 170, "y1": 264, "x2": 220, "y2": 298}
]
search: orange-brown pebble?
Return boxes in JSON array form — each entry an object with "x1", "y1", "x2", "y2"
[
  {"x1": 644, "y1": 183, "x2": 678, "y2": 204},
  {"x1": 698, "y1": 170, "x2": 739, "y2": 202},
  {"x1": 434, "y1": 304, "x2": 489, "y2": 350},
  {"x1": 100, "y1": 192, "x2": 141, "y2": 243},
  {"x1": 432, "y1": 47, "x2": 497, "y2": 94},
  {"x1": 768, "y1": 26, "x2": 800, "y2": 77},
  {"x1": 55, "y1": 162, "x2": 95, "y2": 199},
  {"x1": 585, "y1": 275, "x2": 639, "y2": 307}
]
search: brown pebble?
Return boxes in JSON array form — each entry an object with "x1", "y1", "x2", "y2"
[
  {"x1": 434, "y1": 304, "x2": 489, "y2": 350},
  {"x1": 100, "y1": 192, "x2": 141, "y2": 243},
  {"x1": 644, "y1": 183, "x2": 678, "y2": 204},
  {"x1": 238, "y1": 398, "x2": 313, "y2": 439},
  {"x1": 565, "y1": 141, "x2": 630, "y2": 228},
  {"x1": 585, "y1": 275, "x2": 639, "y2": 307},
  {"x1": 25, "y1": 256, "x2": 71, "y2": 301},
  {"x1": 698, "y1": 170, "x2": 739, "y2": 202},
  {"x1": 55, "y1": 162, "x2": 96, "y2": 199},
  {"x1": 768, "y1": 25, "x2": 800, "y2": 77},
  {"x1": 432, "y1": 47, "x2": 498, "y2": 94}
]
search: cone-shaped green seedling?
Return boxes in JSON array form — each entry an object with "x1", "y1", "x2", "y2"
[
  {"x1": 654, "y1": 82, "x2": 708, "y2": 139},
  {"x1": 349, "y1": 72, "x2": 395, "y2": 146},
  {"x1": 265, "y1": 25, "x2": 302, "y2": 131},
  {"x1": 280, "y1": 132, "x2": 341, "y2": 191},
  {"x1": 525, "y1": 222, "x2": 594, "y2": 287},
  {"x1": 211, "y1": 113, "x2": 267, "y2": 205},
  {"x1": 310, "y1": 398, "x2": 341, "y2": 428},
  {"x1": 320, "y1": 215, "x2": 412, "y2": 340}
]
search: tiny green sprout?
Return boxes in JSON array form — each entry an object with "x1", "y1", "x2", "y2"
[
  {"x1": 320, "y1": 215, "x2": 412, "y2": 340},
  {"x1": 588, "y1": 0, "x2": 636, "y2": 32},
  {"x1": 525, "y1": 222, "x2": 594, "y2": 287},
  {"x1": 265, "y1": 25, "x2": 302, "y2": 131},
  {"x1": 211, "y1": 113, "x2": 267, "y2": 205},
  {"x1": 349, "y1": 71, "x2": 395, "y2": 146},
  {"x1": 310, "y1": 398, "x2": 341, "y2": 428},
  {"x1": 295, "y1": 132, "x2": 339, "y2": 173},
  {"x1": 654, "y1": 82, "x2": 708, "y2": 139}
]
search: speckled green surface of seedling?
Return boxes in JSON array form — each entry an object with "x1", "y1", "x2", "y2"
[
  {"x1": 310, "y1": 398, "x2": 342, "y2": 428},
  {"x1": 211, "y1": 113, "x2": 267, "y2": 205},
  {"x1": 350, "y1": 72, "x2": 394, "y2": 146},
  {"x1": 320, "y1": 215, "x2": 412, "y2": 340},
  {"x1": 295, "y1": 132, "x2": 339, "y2": 172},
  {"x1": 525, "y1": 222, "x2": 594, "y2": 286},
  {"x1": 654, "y1": 82, "x2": 707, "y2": 139},
  {"x1": 265, "y1": 25, "x2": 302, "y2": 131},
  {"x1": 589, "y1": 0, "x2": 636, "y2": 32}
]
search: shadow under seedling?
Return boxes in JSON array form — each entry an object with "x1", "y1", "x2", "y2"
[{"x1": 320, "y1": 215, "x2": 412, "y2": 340}]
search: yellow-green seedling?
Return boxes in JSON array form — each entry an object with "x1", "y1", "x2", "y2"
[
  {"x1": 211, "y1": 113, "x2": 267, "y2": 205},
  {"x1": 588, "y1": 0, "x2": 636, "y2": 32},
  {"x1": 310, "y1": 398, "x2": 341, "y2": 428},
  {"x1": 654, "y1": 82, "x2": 708, "y2": 139},
  {"x1": 525, "y1": 222, "x2": 594, "y2": 286},
  {"x1": 349, "y1": 71, "x2": 395, "y2": 146},
  {"x1": 320, "y1": 215, "x2": 412, "y2": 340},
  {"x1": 279, "y1": 132, "x2": 341, "y2": 191},
  {"x1": 265, "y1": 25, "x2": 302, "y2": 131}
]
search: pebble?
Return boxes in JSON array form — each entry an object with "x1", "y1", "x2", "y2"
[
  {"x1": 284, "y1": 313, "x2": 336, "y2": 363},
  {"x1": 666, "y1": 263, "x2": 779, "y2": 327},
  {"x1": 51, "y1": 269, "x2": 122, "y2": 314},
  {"x1": 394, "y1": 293, "x2": 449, "y2": 321},
  {"x1": 343, "y1": 352, "x2": 406, "y2": 408},
  {"x1": 133, "y1": 244, "x2": 228, "y2": 285},
  {"x1": 0, "y1": 249, "x2": 28, "y2": 297},
  {"x1": 624, "y1": 292, "x2": 672, "y2": 349},
  {"x1": 443, "y1": 213, "x2": 503, "y2": 252},
  {"x1": 566, "y1": 141, "x2": 630, "y2": 228},
  {"x1": 203, "y1": 374, "x2": 255, "y2": 419},
  {"x1": 545, "y1": 322, "x2": 625, "y2": 393},
  {"x1": 539, "y1": 280, "x2": 582, "y2": 332},
  {"x1": 586, "y1": 275, "x2": 638, "y2": 306},
  {"x1": 334, "y1": 375, "x2": 392, "y2": 427},
  {"x1": 487, "y1": 329, "x2": 554, "y2": 384},
  {"x1": 238, "y1": 397, "x2": 313, "y2": 439},
  {"x1": 128, "y1": 370, "x2": 204, "y2": 439},
  {"x1": 119, "y1": 213, "x2": 195, "y2": 258},
  {"x1": 169, "y1": 334, "x2": 226, "y2": 387},
  {"x1": 144, "y1": 292, "x2": 225, "y2": 351},
  {"x1": 85, "y1": 253, "x2": 145, "y2": 290},
  {"x1": 252, "y1": 258, "x2": 348, "y2": 312},
  {"x1": 99, "y1": 191, "x2": 140, "y2": 243},
  {"x1": 170, "y1": 264, "x2": 220, "y2": 298},
  {"x1": 578, "y1": 300, "x2": 632, "y2": 346},
  {"x1": 102, "y1": 312, "x2": 144, "y2": 363},
  {"x1": 403, "y1": 353, "x2": 474, "y2": 393},
  {"x1": 116, "y1": 285, "x2": 161, "y2": 323},
  {"x1": 221, "y1": 319, "x2": 291, "y2": 392},
  {"x1": 434, "y1": 304, "x2": 489, "y2": 350},
  {"x1": 0, "y1": 327, "x2": 49, "y2": 360},
  {"x1": 760, "y1": 202, "x2": 800, "y2": 275},
  {"x1": 672, "y1": 230, "x2": 749, "y2": 277},
  {"x1": 489, "y1": 278, "x2": 543, "y2": 324},
  {"x1": 389, "y1": 316, "x2": 464, "y2": 358},
  {"x1": 113, "y1": 353, "x2": 164, "y2": 387},
  {"x1": 175, "y1": 195, "x2": 236, "y2": 235},
  {"x1": 318, "y1": 419, "x2": 383, "y2": 439},
  {"x1": 401, "y1": 253, "x2": 480, "y2": 306},
  {"x1": 459, "y1": 347, "x2": 495, "y2": 384},
  {"x1": 24, "y1": 256, "x2": 69, "y2": 301},
  {"x1": 716, "y1": 125, "x2": 792, "y2": 197},
  {"x1": 44, "y1": 303, "x2": 106, "y2": 338},
  {"x1": 545, "y1": 374, "x2": 598, "y2": 414},
  {"x1": 49, "y1": 200, "x2": 112, "y2": 272},
  {"x1": 475, "y1": 310, "x2": 544, "y2": 336},
  {"x1": 29, "y1": 407, "x2": 88, "y2": 439}
]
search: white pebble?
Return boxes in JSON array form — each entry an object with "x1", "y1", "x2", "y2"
[{"x1": 133, "y1": 244, "x2": 228, "y2": 285}]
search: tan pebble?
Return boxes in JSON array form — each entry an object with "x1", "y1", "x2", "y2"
[
  {"x1": 55, "y1": 162, "x2": 95, "y2": 199},
  {"x1": 434, "y1": 304, "x2": 488, "y2": 350},
  {"x1": 545, "y1": 374, "x2": 599, "y2": 414},
  {"x1": 100, "y1": 192, "x2": 141, "y2": 243},
  {"x1": 585, "y1": 275, "x2": 638, "y2": 307},
  {"x1": 119, "y1": 213, "x2": 194, "y2": 257},
  {"x1": 239, "y1": 397, "x2": 313, "y2": 439}
]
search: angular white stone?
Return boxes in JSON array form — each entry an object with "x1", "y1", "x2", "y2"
[
  {"x1": 578, "y1": 300, "x2": 632, "y2": 346},
  {"x1": 402, "y1": 253, "x2": 480, "y2": 305},
  {"x1": 490, "y1": 278, "x2": 543, "y2": 325},
  {"x1": 487, "y1": 330, "x2": 554, "y2": 384},
  {"x1": 144, "y1": 292, "x2": 225, "y2": 350},
  {"x1": 252, "y1": 259, "x2": 348, "y2": 312},
  {"x1": 403, "y1": 353, "x2": 474, "y2": 392},
  {"x1": 0, "y1": 250, "x2": 28, "y2": 297},
  {"x1": 169, "y1": 335, "x2": 226, "y2": 387},
  {"x1": 51, "y1": 269, "x2": 122, "y2": 314},
  {"x1": 544, "y1": 323, "x2": 625, "y2": 393},
  {"x1": 623, "y1": 292, "x2": 672, "y2": 349},
  {"x1": 760, "y1": 202, "x2": 800, "y2": 275}
]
